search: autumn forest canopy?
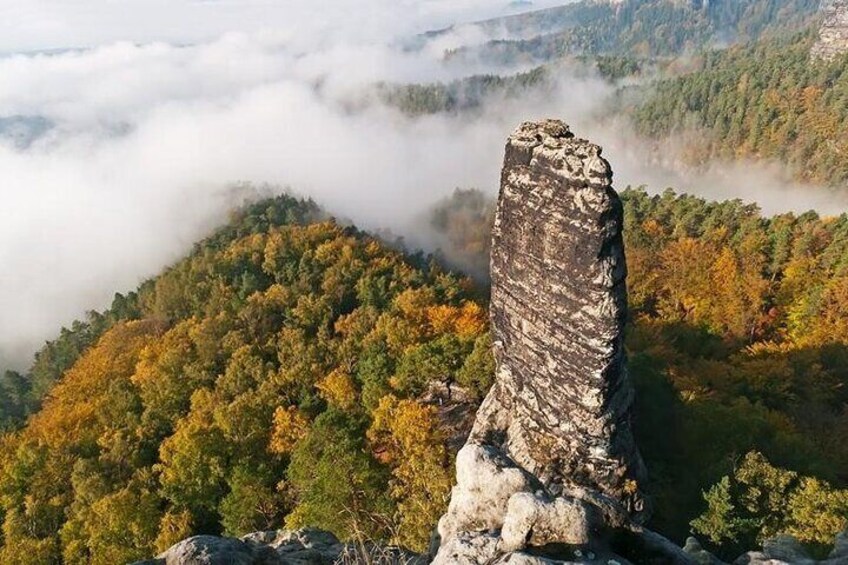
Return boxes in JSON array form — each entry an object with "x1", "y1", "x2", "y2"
[
  {"x1": 0, "y1": 184, "x2": 847, "y2": 562},
  {"x1": 2, "y1": 0, "x2": 848, "y2": 562}
]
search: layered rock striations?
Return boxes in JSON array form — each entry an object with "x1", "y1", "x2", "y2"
[
  {"x1": 433, "y1": 121, "x2": 660, "y2": 564},
  {"x1": 812, "y1": 0, "x2": 848, "y2": 60}
]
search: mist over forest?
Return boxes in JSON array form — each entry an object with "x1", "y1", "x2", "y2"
[{"x1": 0, "y1": 1, "x2": 841, "y2": 373}]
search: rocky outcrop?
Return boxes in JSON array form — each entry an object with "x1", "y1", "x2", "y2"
[
  {"x1": 132, "y1": 528, "x2": 425, "y2": 565},
  {"x1": 432, "y1": 120, "x2": 660, "y2": 564},
  {"x1": 129, "y1": 526, "x2": 848, "y2": 565},
  {"x1": 812, "y1": 0, "x2": 848, "y2": 61},
  {"x1": 733, "y1": 532, "x2": 848, "y2": 564},
  {"x1": 428, "y1": 120, "x2": 848, "y2": 565}
]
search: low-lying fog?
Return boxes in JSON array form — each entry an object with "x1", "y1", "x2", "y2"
[{"x1": 1, "y1": 0, "x2": 845, "y2": 370}]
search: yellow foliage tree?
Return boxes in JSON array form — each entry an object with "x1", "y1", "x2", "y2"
[
  {"x1": 155, "y1": 510, "x2": 194, "y2": 554},
  {"x1": 786, "y1": 477, "x2": 848, "y2": 547},
  {"x1": 29, "y1": 321, "x2": 160, "y2": 451},
  {"x1": 426, "y1": 302, "x2": 488, "y2": 339},
  {"x1": 657, "y1": 237, "x2": 715, "y2": 323},
  {"x1": 269, "y1": 406, "x2": 309, "y2": 455},
  {"x1": 368, "y1": 395, "x2": 452, "y2": 551},
  {"x1": 707, "y1": 246, "x2": 768, "y2": 341},
  {"x1": 316, "y1": 370, "x2": 358, "y2": 411}
]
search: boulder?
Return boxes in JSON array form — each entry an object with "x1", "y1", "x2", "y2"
[
  {"x1": 683, "y1": 537, "x2": 723, "y2": 565},
  {"x1": 499, "y1": 492, "x2": 593, "y2": 552},
  {"x1": 155, "y1": 535, "x2": 271, "y2": 565},
  {"x1": 761, "y1": 535, "x2": 814, "y2": 564},
  {"x1": 437, "y1": 443, "x2": 537, "y2": 542},
  {"x1": 827, "y1": 530, "x2": 848, "y2": 561},
  {"x1": 432, "y1": 532, "x2": 501, "y2": 565}
]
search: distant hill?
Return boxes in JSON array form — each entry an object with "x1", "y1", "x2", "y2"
[
  {"x1": 630, "y1": 31, "x2": 848, "y2": 187},
  {"x1": 377, "y1": 66, "x2": 550, "y2": 116},
  {"x1": 437, "y1": 0, "x2": 820, "y2": 64},
  {"x1": 0, "y1": 115, "x2": 52, "y2": 149}
]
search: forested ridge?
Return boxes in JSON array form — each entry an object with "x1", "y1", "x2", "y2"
[
  {"x1": 395, "y1": 3, "x2": 848, "y2": 194},
  {"x1": 376, "y1": 66, "x2": 549, "y2": 117},
  {"x1": 444, "y1": 0, "x2": 820, "y2": 64},
  {"x1": 2, "y1": 188, "x2": 848, "y2": 562},
  {"x1": 0, "y1": 195, "x2": 491, "y2": 563},
  {"x1": 631, "y1": 32, "x2": 848, "y2": 187}
]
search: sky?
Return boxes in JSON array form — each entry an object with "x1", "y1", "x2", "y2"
[{"x1": 0, "y1": 0, "x2": 569, "y2": 53}]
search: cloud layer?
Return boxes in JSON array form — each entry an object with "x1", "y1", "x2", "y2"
[
  {"x1": 0, "y1": 9, "x2": 596, "y2": 369},
  {"x1": 0, "y1": 0, "x2": 570, "y2": 53}
]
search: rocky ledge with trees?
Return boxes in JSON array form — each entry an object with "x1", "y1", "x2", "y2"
[{"x1": 136, "y1": 123, "x2": 848, "y2": 564}]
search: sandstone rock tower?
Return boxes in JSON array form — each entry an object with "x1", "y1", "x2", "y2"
[
  {"x1": 812, "y1": 0, "x2": 848, "y2": 61},
  {"x1": 433, "y1": 121, "x2": 659, "y2": 564}
]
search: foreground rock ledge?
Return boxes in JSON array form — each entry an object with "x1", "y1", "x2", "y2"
[{"x1": 131, "y1": 528, "x2": 425, "y2": 565}]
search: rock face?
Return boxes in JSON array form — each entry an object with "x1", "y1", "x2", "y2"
[
  {"x1": 812, "y1": 0, "x2": 848, "y2": 61},
  {"x1": 132, "y1": 528, "x2": 425, "y2": 565},
  {"x1": 433, "y1": 120, "x2": 652, "y2": 564},
  {"x1": 484, "y1": 120, "x2": 646, "y2": 514}
]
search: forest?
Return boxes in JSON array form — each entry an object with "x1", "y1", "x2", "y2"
[
  {"x1": 380, "y1": 16, "x2": 848, "y2": 193},
  {"x1": 0, "y1": 195, "x2": 492, "y2": 563},
  {"x1": 631, "y1": 32, "x2": 848, "y2": 186},
  {"x1": 1, "y1": 187, "x2": 848, "y2": 562},
  {"x1": 376, "y1": 67, "x2": 549, "y2": 117},
  {"x1": 622, "y1": 188, "x2": 848, "y2": 558},
  {"x1": 445, "y1": 0, "x2": 820, "y2": 65}
]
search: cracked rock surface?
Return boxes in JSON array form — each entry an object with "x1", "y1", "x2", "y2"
[{"x1": 130, "y1": 528, "x2": 424, "y2": 565}]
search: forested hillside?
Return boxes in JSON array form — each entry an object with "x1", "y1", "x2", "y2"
[
  {"x1": 377, "y1": 67, "x2": 549, "y2": 116},
  {"x1": 377, "y1": 56, "x2": 644, "y2": 117},
  {"x1": 3, "y1": 0, "x2": 848, "y2": 563},
  {"x1": 431, "y1": 187, "x2": 848, "y2": 558},
  {"x1": 444, "y1": 0, "x2": 820, "y2": 64},
  {"x1": 0, "y1": 195, "x2": 491, "y2": 563},
  {"x1": 622, "y1": 188, "x2": 848, "y2": 557},
  {"x1": 631, "y1": 32, "x2": 848, "y2": 186},
  {"x1": 3, "y1": 189, "x2": 848, "y2": 562}
]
